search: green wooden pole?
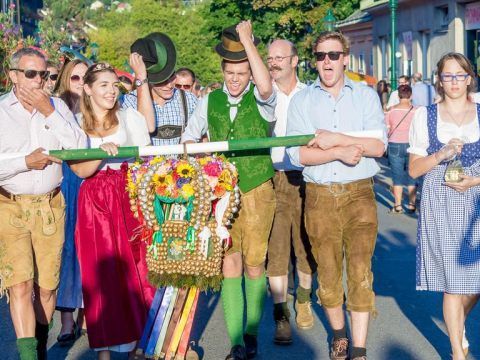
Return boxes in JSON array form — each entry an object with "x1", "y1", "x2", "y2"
[{"x1": 390, "y1": 0, "x2": 398, "y2": 90}]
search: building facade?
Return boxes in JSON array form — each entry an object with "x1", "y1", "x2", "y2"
[{"x1": 338, "y1": 0, "x2": 480, "y2": 86}]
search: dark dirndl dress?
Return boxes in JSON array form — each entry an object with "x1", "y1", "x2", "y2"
[{"x1": 56, "y1": 162, "x2": 83, "y2": 309}]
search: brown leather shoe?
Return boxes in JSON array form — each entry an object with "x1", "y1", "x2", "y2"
[
  {"x1": 295, "y1": 301, "x2": 314, "y2": 329},
  {"x1": 330, "y1": 337, "x2": 349, "y2": 360},
  {"x1": 274, "y1": 316, "x2": 292, "y2": 345}
]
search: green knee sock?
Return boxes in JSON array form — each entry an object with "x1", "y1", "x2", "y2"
[
  {"x1": 221, "y1": 276, "x2": 244, "y2": 347},
  {"x1": 16, "y1": 337, "x2": 38, "y2": 360},
  {"x1": 245, "y1": 272, "x2": 266, "y2": 336},
  {"x1": 296, "y1": 286, "x2": 311, "y2": 304}
]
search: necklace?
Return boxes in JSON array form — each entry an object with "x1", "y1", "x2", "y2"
[
  {"x1": 91, "y1": 128, "x2": 106, "y2": 144},
  {"x1": 443, "y1": 103, "x2": 471, "y2": 128}
]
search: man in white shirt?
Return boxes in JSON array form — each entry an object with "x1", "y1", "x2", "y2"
[
  {"x1": 266, "y1": 39, "x2": 316, "y2": 346},
  {"x1": 386, "y1": 75, "x2": 410, "y2": 110},
  {"x1": 182, "y1": 21, "x2": 276, "y2": 360},
  {"x1": 0, "y1": 48, "x2": 85, "y2": 360}
]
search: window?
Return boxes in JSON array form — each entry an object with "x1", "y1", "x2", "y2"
[
  {"x1": 359, "y1": 53, "x2": 365, "y2": 74},
  {"x1": 435, "y1": 5, "x2": 449, "y2": 30}
]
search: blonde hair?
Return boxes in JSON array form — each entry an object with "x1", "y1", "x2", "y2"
[
  {"x1": 313, "y1": 31, "x2": 350, "y2": 55},
  {"x1": 80, "y1": 63, "x2": 119, "y2": 134},
  {"x1": 436, "y1": 52, "x2": 477, "y2": 101},
  {"x1": 54, "y1": 59, "x2": 87, "y2": 112}
]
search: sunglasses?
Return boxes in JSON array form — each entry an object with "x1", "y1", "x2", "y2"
[
  {"x1": 314, "y1": 51, "x2": 344, "y2": 61},
  {"x1": 11, "y1": 68, "x2": 50, "y2": 80},
  {"x1": 49, "y1": 74, "x2": 58, "y2": 81},
  {"x1": 70, "y1": 75, "x2": 83, "y2": 82},
  {"x1": 175, "y1": 84, "x2": 192, "y2": 90}
]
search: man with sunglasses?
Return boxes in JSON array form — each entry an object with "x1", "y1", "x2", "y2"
[
  {"x1": 122, "y1": 33, "x2": 197, "y2": 146},
  {"x1": 0, "y1": 47, "x2": 86, "y2": 360},
  {"x1": 175, "y1": 67, "x2": 196, "y2": 93},
  {"x1": 286, "y1": 31, "x2": 386, "y2": 360}
]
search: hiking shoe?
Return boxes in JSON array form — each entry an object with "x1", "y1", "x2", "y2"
[
  {"x1": 225, "y1": 345, "x2": 247, "y2": 360},
  {"x1": 243, "y1": 334, "x2": 257, "y2": 359},
  {"x1": 295, "y1": 301, "x2": 314, "y2": 329},
  {"x1": 330, "y1": 337, "x2": 349, "y2": 360},
  {"x1": 273, "y1": 316, "x2": 292, "y2": 345}
]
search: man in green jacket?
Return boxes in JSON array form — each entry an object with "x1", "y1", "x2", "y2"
[{"x1": 182, "y1": 20, "x2": 276, "y2": 360}]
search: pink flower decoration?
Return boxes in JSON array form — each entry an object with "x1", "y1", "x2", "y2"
[{"x1": 203, "y1": 162, "x2": 222, "y2": 177}]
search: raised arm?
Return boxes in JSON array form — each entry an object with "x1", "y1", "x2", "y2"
[
  {"x1": 130, "y1": 52, "x2": 156, "y2": 133},
  {"x1": 236, "y1": 20, "x2": 272, "y2": 100}
]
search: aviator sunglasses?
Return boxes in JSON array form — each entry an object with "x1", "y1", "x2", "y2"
[
  {"x1": 314, "y1": 51, "x2": 344, "y2": 61},
  {"x1": 11, "y1": 68, "x2": 50, "y2": 80}
]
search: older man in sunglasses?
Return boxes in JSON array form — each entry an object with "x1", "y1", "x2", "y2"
[
  {"x1": 286, "y1": 31, "x2": 386, "y2": 360},
  {"x1": 0, "y1": 47, "x2": 86, "y2": 360}
]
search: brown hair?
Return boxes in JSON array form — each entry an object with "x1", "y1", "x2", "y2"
[
  {"x1": 398, "y1": 84, "x2": 412, "y2": 99},
  {"x1": 313, "y1": 31, "x2": 350, "y2": 55},
  {"x1": 54, "y1": 59, "x2": 87, "y2": 113},
  {"x1": 80, "y1": 63, "x2": 119, "y2": 134},
  {"x1": 435, "y1": 52, "x2": 476, "y2": 101}
]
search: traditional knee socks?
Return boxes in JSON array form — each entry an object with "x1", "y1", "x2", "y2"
[
  {"x1": 333, "y1": 325, "x2": 347, "y2": 340},
  {"x1": 296, "y1": 286, "x2": 311, "y2": 304},
  {"x1": 35, "y1": 321, "x2": 49, "y2": 360},
  {"x1": 221, "y1": 276, "x2": 244, "y2": 346},
  {"x1": 351, "y1": 347, "x2": 367, "y2": 359},
  {"x1": 245, "y1": 272, "x2": 266, "y2": 336},
  {"x1": 16, "y1": 337, "x2": 38, "y2": 360},
  {"x1": 273, "y1": 302, "x2": 290, "y2": 319}
]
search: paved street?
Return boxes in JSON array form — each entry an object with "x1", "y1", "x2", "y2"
[{"x1": 1, "y1": 160, "x2": 479, "y2": 360}]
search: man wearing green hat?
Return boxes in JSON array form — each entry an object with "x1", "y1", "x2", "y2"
[
  {"x1": 182, "y1": 20, "x2": 276, "y2": 360},
  {"x1": 122, "y1": 32, "x2": 197, "y2": 145}
]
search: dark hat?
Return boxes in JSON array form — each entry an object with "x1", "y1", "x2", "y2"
[
  {"x1": 130, "y1": 32, "x2": 176, "y2": 84},
  {"x1": 215, "y1": 24, "x2": 260, "y2": 62}
]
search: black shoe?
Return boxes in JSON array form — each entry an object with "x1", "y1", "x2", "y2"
[
  {"x1": 274, "y1": 316, "x2": 292, "y2": 345},
  {"x1": 225, "y1": 345, "x2": 247, "y2": 360},
  {"x1": 56, "y1": 322, "x2": 80, "y2": 347},
  {"x1": 243, "y1": 334, "x2": 258, "y2": 359}
]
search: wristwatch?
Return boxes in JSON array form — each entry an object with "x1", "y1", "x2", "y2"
[{"x1": 134, "y1": 78, "x2": 148, "y2": 87}]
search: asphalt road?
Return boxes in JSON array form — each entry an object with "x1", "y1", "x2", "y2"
[{"x1": 1, "y1": 161, "x2": 478, "y2": 359}]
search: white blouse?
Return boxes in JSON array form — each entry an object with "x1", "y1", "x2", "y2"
[
  {"x1": 408, "y1": 106, "x2": 480, "y2": 156},
  {"x1": 84, "y1": 107, "x2": 151, "y2": 170}
]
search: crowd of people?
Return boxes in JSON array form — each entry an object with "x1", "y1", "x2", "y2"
[{"x1": 0, "y1": 18, "x2": 479, "y2": 360}]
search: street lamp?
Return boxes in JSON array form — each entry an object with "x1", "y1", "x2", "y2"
[
  {"x1": 390, "y1": 0, "x2": 398, "y2": 90},
  {"x1": 323, "y1": 9, "x2": 337, "y2": 32}
]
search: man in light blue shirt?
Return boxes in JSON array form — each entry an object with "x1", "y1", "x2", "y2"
[
  {"x1": 286, "y1": 31, "x2": 386, "y2": 360},
  {"x1": 411, "y1": 72, "x2": 436, "y2": 107}
]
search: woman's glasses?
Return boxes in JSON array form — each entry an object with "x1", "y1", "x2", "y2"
[
  {"x1": 11, "y1": 69, "x2": 50, "y2": 80},
  {"x1": 440, "y1": 73, "x2": 469, "y2": 82},
  {"x1": 70, "y1": 75, "x2": 83, "y2": 82},
  {"x1": 49, "y1": 74, "x2": 58, "y2": 81}
]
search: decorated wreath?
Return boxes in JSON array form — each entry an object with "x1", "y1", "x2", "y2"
[{"x1": 127, "y1": 155, "x2": 240, "y2": 290}]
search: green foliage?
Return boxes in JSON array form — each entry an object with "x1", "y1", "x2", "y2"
[
  {"x1": 87, "y1": 0, "x2": 360, "y2": 84},
  {"x1": 0, "y1": 6, "x2": 35, "y2": 92},
  {"x1": 91, "y1": 0, "x2": 221, "y2": 84}
]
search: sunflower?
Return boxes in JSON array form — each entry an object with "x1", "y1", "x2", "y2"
[
  {"x1": 218, "y1": 169, "x2": 233, "y2": 191},
  {"x1": 176, "y1": 162, "x2": 194, "y2": 178},
  {"x1": 181, "y1": 183, "x2": 195, "y2": 199}
]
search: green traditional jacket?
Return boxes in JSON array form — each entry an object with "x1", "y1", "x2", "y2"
[{"x1": 207, "y1": 85, "x2": 274, "y2": 193}]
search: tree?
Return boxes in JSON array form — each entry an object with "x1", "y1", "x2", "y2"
[
  {"x1": 90, "y1": 0, "x2": 221, "y2": 84},
  {"x1": 200, "y1": 0, "x2": 360, "y2": 81}
]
